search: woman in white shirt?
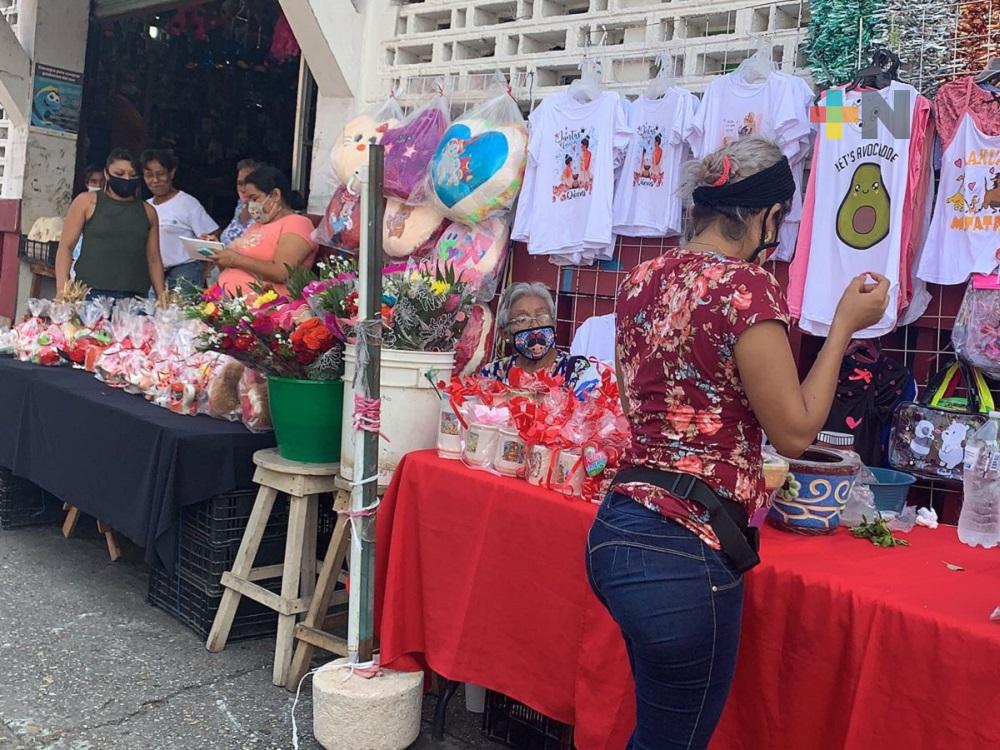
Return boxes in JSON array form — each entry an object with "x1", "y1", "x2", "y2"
[{"x1": 141, "y1": 149, "x2": 219, "y2": 291}]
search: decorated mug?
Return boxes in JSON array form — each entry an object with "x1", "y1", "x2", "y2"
[
  {"x1": 494, "y1": 428, "x2": 526, "y2": 477},
  {"x1": 554, "y1": 449, "x2": 585, "y2": 497},
  {"x1": 463, "y1": 423, "x2": 498, "y2": 468},
  {"x1": 526, "y1": 444, "x2": 554, "y2": 487},
  {"x1": 437, "y1": 400, "x2": 463, "y2": 459}
]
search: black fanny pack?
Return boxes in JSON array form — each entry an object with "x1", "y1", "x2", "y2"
[{"x1": 610, "y1": 466, "x2": 761, "y2": 573}]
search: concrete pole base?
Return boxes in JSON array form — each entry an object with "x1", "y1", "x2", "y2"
[{"x1": 312, "y1": 659, "x2": 424, "y2": 750}]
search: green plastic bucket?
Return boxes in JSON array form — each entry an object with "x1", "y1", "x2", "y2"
[{"x1": 267, "y1": 376, "x2": 344, "y2": 464}]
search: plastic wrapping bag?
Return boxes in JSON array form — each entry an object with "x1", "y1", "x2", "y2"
[
  {"x1": 453, "y1": 303, "x2": 494, "y2": 377},
  {"x1": 314, "y1": 185, "x2": 363, "y2": 252},
  {"x1": 205, "y1": 356, "x2": 245, "y2": 422},
  {"x1": 383, "y1": 198, "x2": 448, "y2": 259},
  {"x1": 239, "y1": 367, "x2": 272, "y2": 432},
  {"x1": 330, "y1": 98, "x2": 402, "y2": 192},
  {"x1": 417, "y1": 218, "x2": 510, "y2": 302},
  {"x1": 953, "y1": 273, "x2": 1000, "y2": 380},
  {"x1": 381, "y1": 94, "x2": 450, "y2": 202},
  {"x1": 426, "y1": 90, "x2": 529, "y2": 225}
]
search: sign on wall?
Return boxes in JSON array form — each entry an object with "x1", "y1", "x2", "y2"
[{"x1": 30, "y1": 63, "x2": 83, "y2": 135}]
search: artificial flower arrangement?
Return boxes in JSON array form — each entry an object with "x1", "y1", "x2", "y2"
[
  {"x1": 187, "y1": 257, "x2": 358, "y2": 381},
  {"x1": 379, "y1": 263, "x2": 475, "y2": 352},
  {"x1": 436, "y1": 364, "x2": 629, "y2": 502}
]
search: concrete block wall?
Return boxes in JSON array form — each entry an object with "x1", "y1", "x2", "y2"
[{"x1": 378, "y1": 0, "x2": 810, "y2": 105}]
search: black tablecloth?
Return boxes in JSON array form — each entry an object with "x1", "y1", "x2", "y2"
[{"x1": 0, "y1": 358, "x2": 275, "y2": 570}]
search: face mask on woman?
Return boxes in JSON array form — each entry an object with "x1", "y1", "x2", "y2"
[
  {"x1": 247, "y1": 193, "x2": 278, "y2": 224},
  {"x1": 106, "y1": 175, "x2": 140, "y2": 198},
  {"x1": 512, "y1": 325, "x2": 556, "y2": 361}
]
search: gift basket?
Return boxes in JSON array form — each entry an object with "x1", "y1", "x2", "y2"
[{"x1": 435, "y1": 362, "x2": 629, "y2": 501}]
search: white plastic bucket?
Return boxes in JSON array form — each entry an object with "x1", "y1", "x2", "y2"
[{"x1": 341, "y1": 347, "x2": 456, "y2": 486}]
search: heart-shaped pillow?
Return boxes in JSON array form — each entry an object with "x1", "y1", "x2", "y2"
[
  {"x1": 421, "y1": 218, "x2": 509, "y2": 292},
  {"x1": 382, "y1": 199, "x2": 448, "y2": 259},
  {"x1": 428, "y1": 119, "x2": 528, "y2": 224},
  {"x1": 330, "y1": 113, "x2": 397, "y2": 187}
]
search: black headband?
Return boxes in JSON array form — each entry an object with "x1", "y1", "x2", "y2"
[{"x1": 692, "y1": 156, "x2": 796, "y2": 209}]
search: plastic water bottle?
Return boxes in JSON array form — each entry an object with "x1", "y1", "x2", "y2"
[{"x1": 959, "y1": 411, "x2": 1000, "y2": 549}]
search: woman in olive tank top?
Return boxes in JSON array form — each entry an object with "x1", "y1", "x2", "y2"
[{"x1": 56, "y1": 149, "x2": 165, "y2": 300}]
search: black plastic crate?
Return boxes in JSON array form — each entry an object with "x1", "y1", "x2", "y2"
[
  {"x1": 0, "y1": 468, "x2": 64, "y2": 529},
  {"x1": 176, "y1": 525, "x2": 288, "y2": 597},
  {"x1": 175, "y1": 496, "x2": 339, "y2": 597},
  {"x1": 483, "y1": 690, "x2": 574, "y2": 750},
  {"x1": 18, "y1": 236, "x2": 59, "y2": 266},
  {"x1": 147, "y1": 564, "x2": 280, "y2": 642},
  {"x1": 181, "y1": 489, "x2": 290, "y2": 546}
]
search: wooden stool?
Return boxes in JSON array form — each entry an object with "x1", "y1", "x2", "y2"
[
  {"x1": 206, "y1": 449, "x2": 341, "y2": 686},
  {"x1": 284, "y1": 474, "x2": 387, "y2": 691},
  {"x1": 62, "y1": 504, "x2": 122, "y2": 562}
]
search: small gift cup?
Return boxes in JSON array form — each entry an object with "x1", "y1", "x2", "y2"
[
  {"x1": 526, "y1": 444, "x2": 554, "y2": 487},
  {"x1": 554, "y1": 448, "x2": 585, "y2": 497},
  {"x1": 437, "y1": 400, "x2": 463, "y2": 460},
  {"x1": 493, "y1": 427, "x2": 526, "y2": 477},
  {"x1": 463, "y1": 423, "x2": 498, "y2": 468}
]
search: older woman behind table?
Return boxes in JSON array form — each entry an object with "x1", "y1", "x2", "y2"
[
  {"x1": 480, "y1": 282, "x2": 600, "y2": 400},
  {"x1": 586, "y1": 136, "x2": 890, "y2": 750},
  {"x1": 212, "y1": 165, "x2": 317, "y2": 296},
  {"x1": 56, "y1": 149, "x2": 165, "y2": 301}
]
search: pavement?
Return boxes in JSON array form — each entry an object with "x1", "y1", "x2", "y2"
[{"x1": 0, "y1": 523, "x2": 494, "y2": 750}]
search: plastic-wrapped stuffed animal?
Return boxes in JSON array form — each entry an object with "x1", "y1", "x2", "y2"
[{"x1": 206, "y1": 358, "x2": 245, "y2": 421}]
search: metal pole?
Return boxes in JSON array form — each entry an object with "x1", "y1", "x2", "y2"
[{"x1": 347, "y1": 146, "x2": 383, "y2": 665}]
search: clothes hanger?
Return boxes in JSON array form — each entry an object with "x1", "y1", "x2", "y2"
[
  {"x1": 846, "y1": 338, "x2": 881, "y2": 364},
  {"x1": 569, "y1": 56, "x2": 605, "y2": 104},
  {"x1": 847, "y1": 48, "x2": 902, "y2": 92},
  {"x1": 734, "y1": 35, "x2": 776, "y2": 85},
  {"x1": 642, "y1": 53, "x2": 674, "y2": 100},
  {"x1": 974, "y1": 57, "x2": 1000, "y2": 85}
]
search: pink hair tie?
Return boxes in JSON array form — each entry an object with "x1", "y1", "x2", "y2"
[{"x1": 712, "y1": 155, "x2": 732, "y2": 187}]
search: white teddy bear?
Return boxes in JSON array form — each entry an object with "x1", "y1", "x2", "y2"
[{"x1": 939, "y1": 421, "x2": 970, "y2": 470}]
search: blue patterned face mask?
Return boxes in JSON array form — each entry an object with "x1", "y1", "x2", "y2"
[{"x1": 512, "y1": 325, "x2": 556, "y2": 361}]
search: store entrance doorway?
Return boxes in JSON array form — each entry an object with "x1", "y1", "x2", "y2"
[{"x1": 78, "y1": 0, "x2": 315, "y2": 228}]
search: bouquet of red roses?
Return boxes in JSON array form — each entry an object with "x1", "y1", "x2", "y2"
[{"x1": 188, "y1": 258, "x2": 358, "y2": 381}]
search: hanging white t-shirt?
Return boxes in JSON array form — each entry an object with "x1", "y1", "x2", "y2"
[
  {"x1": 570, "y1": 313, "x2": 616, "y2": 364},
  {"x1": 918, "y1": 113, "x2": 1000, "y2": 284},
  {"x1": 512, "y1": 91, "x2": 631, "y2": 264},
  {"x1": 688, "y1": 72, "x2": 814, "y2": 261},
  {"x1": 795, "y1": 82, "x2": 919, "y2": 338},
  {"x1": 148, "y1": 191, "x2": 219, "y2": 269},
  {"x1": 612, "y1": 90, "x2": 697, "y2": 237}
]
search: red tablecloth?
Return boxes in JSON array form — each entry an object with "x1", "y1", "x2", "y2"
[{"x1": 375, "y1": 451, "x2": 1000, "y2": 749}]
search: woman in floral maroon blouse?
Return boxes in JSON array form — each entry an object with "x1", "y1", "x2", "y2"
[{"x1": 586, "y1": 136, "x2": 889, "y2": 749}]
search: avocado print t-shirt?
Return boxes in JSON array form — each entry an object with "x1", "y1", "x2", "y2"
[{"x1": 790, "y1": 82, "x2": 925, "y2": 338}]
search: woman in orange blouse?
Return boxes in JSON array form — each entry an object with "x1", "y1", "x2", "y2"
[{"x1": 212, "y1": 165, "x2": 318, "y2": 296}]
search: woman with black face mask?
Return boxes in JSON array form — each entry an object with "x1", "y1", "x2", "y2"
[
  {"x1": 479, "y1": 282, "x2": 601, "y2": 400},
  {"x1": 56, "y1": 149, "x2": 165, "y2": 301}
]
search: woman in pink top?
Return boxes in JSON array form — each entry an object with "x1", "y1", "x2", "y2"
[{"x1": 212, "y1": 165, "x2": 317, "y2": 295}]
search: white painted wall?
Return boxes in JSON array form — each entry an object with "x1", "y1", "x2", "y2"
[{"x1": 1, "y1": 0, "x2": 90, "y2": 310}]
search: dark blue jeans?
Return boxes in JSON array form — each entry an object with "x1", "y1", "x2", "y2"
[{"x1": 586, "y1": 492, "x2": 745, "y2": 750}]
